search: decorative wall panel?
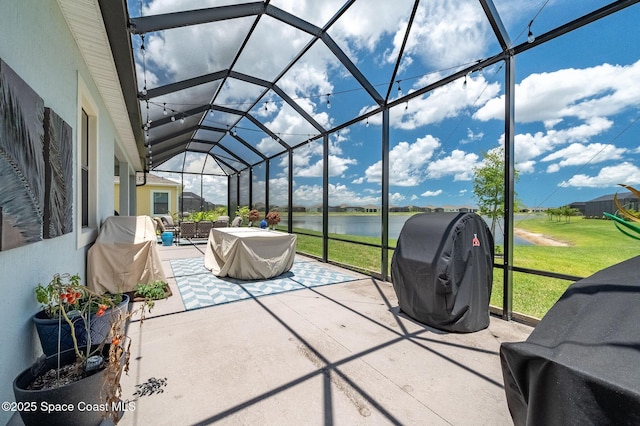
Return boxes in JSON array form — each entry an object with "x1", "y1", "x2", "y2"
[
  {"x1": 0, "y1": 59, "x2": 45, "y2": 251},
  {"x1": 43, "y1": 108, "x2": 73, "y2": 238}
]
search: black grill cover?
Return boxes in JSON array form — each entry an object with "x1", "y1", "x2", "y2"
[{"x1": 391, "y1": 212, "x2": 494, "y2": 332}]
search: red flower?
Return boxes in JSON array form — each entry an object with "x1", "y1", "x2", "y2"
[{"x1": 96, "y1": 304, "x2": 108, "y2": 317}]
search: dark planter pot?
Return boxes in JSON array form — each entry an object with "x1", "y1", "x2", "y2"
[
  {"x1": 13, "y1": 344, "x2": 115, "y2": 426},
  {"x1": 33, "y1": 294, "x2": 130, "y2": 357}
]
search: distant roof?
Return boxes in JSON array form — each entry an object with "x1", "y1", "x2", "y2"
[{"x1": 587, "y1": 192, "x2": 636, "y2": 202}]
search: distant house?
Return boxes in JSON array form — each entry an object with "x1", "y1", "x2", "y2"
[
  {"x1": 180, "y1": 191, "x2": 216, "y2": 213},
  {"x1": 343, "y1": 206, "x2": 365, "y2": 213},
  {"x1": 363, "y1": 204, "x2": 379, "y2": 213},
  {"x1": 389, "y1": 206, "x2": 410, "y2": 212},
  {"x1": 584, "y1": 192, "x2": 639, "y2": 218},
  {"x1": 458, "y1": 205, "x2": 479, "y2": 213},
  {"x1": 568, "y1": 202, "x2": 586, "y2": 216},
  {"x1": 114, "y1": 173, "x2": 182, "y2": 217}
]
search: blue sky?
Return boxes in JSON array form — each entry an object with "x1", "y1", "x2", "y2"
[{"x1": 131, "y1": 1, "x2": 640, "y2": 209}]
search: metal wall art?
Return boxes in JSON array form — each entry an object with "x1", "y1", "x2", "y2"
[{"x1": 0, "y1": 59, "x2": 73, "y2": 251}]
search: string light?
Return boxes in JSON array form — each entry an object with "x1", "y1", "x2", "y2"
[
  {"x1": 326, "y1": 94, "x2": 331, "y2": 109},
  {"x1": 527, "y1": 20, "x2": 535, "y2": 43},
  {"x1": 365, "y1": 117, "x2": 369, "y2": 127},
  {"x1": 180, "y1": 115, "x2": 185, "y2": 124},
  {"x1": 140, "y1": 34, "x2": 148, "y2": 97},
  {"x1": 171, "y1": 115, "x2": 176, "y2": 122},
  {"x1": 397, "y1": 80, "x2": 402, "y2": 97},
  {"x1": 163, "y1": 103, "x2": 167, "y2": 115}
]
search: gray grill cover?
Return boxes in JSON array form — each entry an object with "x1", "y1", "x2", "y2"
[{"x1": 391, "y1": 212, "x2": 494, "y2": 332}]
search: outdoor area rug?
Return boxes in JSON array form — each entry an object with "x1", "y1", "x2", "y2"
[{"x1": 170, "y1": 257, "x2": 359, "y2": 310}]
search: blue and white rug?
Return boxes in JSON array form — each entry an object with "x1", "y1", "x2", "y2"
[{"x1": 170, "y1": 257, "x2": 359, "y2": 310}]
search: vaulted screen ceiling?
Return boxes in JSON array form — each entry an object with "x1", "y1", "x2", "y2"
[{"x1": 106, "y1": 0, "x2": 638, "y2": 176}]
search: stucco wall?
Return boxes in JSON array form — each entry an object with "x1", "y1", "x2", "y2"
[
  {"x1": 115, "y1": 183, "x2": 180, "y2": 216},
  {"x1": 0, "y1": 1, "x2": 122, "y2": 419}
]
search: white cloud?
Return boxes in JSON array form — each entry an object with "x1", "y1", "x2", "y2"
[
  {"x1": 278, "y1": 138, "x2": 357, "y2": 178},
  {"x1": 547, "y1": 163, "x2": 560, "y2": 173},
  {"x1": 390, "y1": 192, "x2": 407, "y2": 204},
  {"x1": 462, "y1": 128, "x2": 484, "y2": 144},
  {"x1": 365, "y1": 135, "x2": 441, "y2": 186},
  {"x1": 517, "y1": 160, "x2": 536, "y2": 174},
  {"x1": 352, "y1": 177, "x2": 364, "y2": 184},
  {"x1": 542, "y1": 143, "x2": 626, "y2": 169},
  {"x1": 421, "y1": 189, "x2": 443, "y2": 197},
  {"x1": 292, "y1": 182, "x2": 381, "y2": 206},
  {"x1": 475, "y1": 60, "x2": 640, "y2": 123},
  {"x1": 295, "y1": 155, "x2": 357, "y2": 178},
  {"x1": 269, "y1": 176, "x2": 290, "y2": 207},
  {"x1": 511, "y1": 117, "x2": 614, "y2": 163},
  {"x1": 560, "y1": 162, "x2": 640, "y2": 188},
  {"x1": 331, "y1": 0, "x2": 415, "y2": 53},
  {"x1": 385, "y1": 1, "x2": 492, "y2": 70},
  {"x1": 427, "y1": 149, "x2": 480, "y2": 181},
  {"x1": 363, "y1": 75, "x2": 501, "y2": 130}
]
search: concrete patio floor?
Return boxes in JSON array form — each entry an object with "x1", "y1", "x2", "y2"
[{"x1": 115, "y1": 242, "x2": 533, "y2": 425}]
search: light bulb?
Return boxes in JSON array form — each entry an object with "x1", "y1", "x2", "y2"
[
  {"x1": 171, "y1": 115, "x2": 176, "y2": 122},
  {"x1": 180, "y1": 116, "x2": 185, "y2": 124},
  {"x1": 163, "y1": 103, "x2": 167, "y2": 115},
  {"x1": 527, "y1": 30, "x2": 535, "y2": 43}
]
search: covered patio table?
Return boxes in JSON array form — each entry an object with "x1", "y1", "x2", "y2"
[{"x1": 204, "y1": 227, "x2": 297, "y2": 279}]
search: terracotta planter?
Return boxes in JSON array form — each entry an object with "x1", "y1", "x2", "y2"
[
  {"x1": 13, "y1": 344, "x2": 119, "y2": 426},
  {"x1": 33, "y1": 294, "x2": 129, "y2": 356}
]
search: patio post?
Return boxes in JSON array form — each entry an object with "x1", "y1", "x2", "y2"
[{"x1": 502, "y1": 54, "x2": 515, "y2": 320}]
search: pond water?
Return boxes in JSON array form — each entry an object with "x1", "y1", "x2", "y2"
[{"x1": 281, "y1": 214, "x2": 532, "y2": 245}]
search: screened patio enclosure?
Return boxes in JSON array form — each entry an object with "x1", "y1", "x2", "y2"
[{"x1": 103, "y1": 0, "x2": 640, "y2": 321}]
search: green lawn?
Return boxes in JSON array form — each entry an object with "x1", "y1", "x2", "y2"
[{"x1": 288, "y1": 215, "x2": 639, "y2": 320}]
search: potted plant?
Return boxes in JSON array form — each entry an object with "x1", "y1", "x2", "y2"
[
  {"x1": 13, "y1": 273, "x2": 152, "y2": 425},
  {"x1": 32, "y1": 273, "x2": 129, "y2": 357},
  {"x1": 236, "y1": 205, "x2": 250, "y2": 225},
  {"x1": 265, "y1": 210, "x2": 281, "y2": 230},
  {"x1": 132, "y1": 280, "x2": 171, "y2": 309},
  {"x1": 248, "y1": 209, "x2": 260, "y2": 226}
]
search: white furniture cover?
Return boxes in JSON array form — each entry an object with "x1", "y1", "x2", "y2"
[
  {"x1": 87, "y1": 216, "x2": 166, "y2": 294},
  {"x1": 204, "y1": 227, "x2": 297, "y2": 279}
]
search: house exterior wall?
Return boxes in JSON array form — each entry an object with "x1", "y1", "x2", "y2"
[
  {"x1": 0, "y1": 1, "x2": 129, "y2": 419},
  {"x1": 115, "y1": 182, "x2": 180, "y2": 216}
]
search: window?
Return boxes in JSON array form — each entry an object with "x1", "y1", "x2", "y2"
[
  {"x1": 152, "y1": 191, "x2": 169, "y2": 215},
  {"x1": 81, "y1": 109, "x2": 89, "y2": 227},
  {"x1": 77, "y1": 76, "x2": 98, "y2": 248}
]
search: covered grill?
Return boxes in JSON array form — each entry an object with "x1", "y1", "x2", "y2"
[{"x1": 391, "y1": 212, "x2": 494, "y2": 333}]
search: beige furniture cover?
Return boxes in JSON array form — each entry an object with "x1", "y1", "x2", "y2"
[
  {"x1": 204, "y1": 227, "x2": 297, "y2": 279},
  {"x1": 88, "y1": 216, "x2": 166, "y2": 294}
]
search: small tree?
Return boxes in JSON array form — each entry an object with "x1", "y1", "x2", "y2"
[{"x1": 472, "y1": 147, "x2": 519, "y2": 236}]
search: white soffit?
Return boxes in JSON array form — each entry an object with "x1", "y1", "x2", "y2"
[{"x1": 56, "y1": 0, "x2": 142, "y2": 170}]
